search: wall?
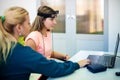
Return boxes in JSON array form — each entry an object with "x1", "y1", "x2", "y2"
[
  {"x1": 108, "y1": 0, "x2": 120, "y2": 53},
  {"x1": 0, "y1": 0, "x2": 37, "y2": 23},
  {"x1": 0, "y1": 0, "x2": 120, "y2": 54}
]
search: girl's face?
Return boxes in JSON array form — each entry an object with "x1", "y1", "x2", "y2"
[{"x1": 43, "y1": 18, "x2": 57, "y2": 30}]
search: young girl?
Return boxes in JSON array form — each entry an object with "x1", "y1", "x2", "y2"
[
  {"x1": 25, "y1": 6, "x2": 72, "y2": 80},
  {"x1": 25, "y1": 6, "x2": 69, "y2": 60}
]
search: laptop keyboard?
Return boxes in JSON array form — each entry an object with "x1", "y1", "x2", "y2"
[
  {"x1": 87, "y1": 55, "x2": 115, "y2": 68},
  {"x1": 98, "y1": 56, "x2": 115, "y2": 68},
  {"x1": 100, "y1": 56, "x2": 112, "y2": 67}
]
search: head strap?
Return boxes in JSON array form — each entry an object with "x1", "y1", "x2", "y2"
[{"x1": 37, "y1": 10, "x2": 59, "y2": 18}]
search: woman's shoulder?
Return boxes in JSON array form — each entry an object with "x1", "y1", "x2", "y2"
[
  {"x1": 11, "y1": 43, "x2": 45, "y2": 64},
  {"x1": 14, "y1": 43, "x2": 38, "y2": 55},
  {"x1": 15, "y1": 43, "x2": 32, "y2": 50}
]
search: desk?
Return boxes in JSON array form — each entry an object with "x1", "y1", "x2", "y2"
[{"x1": 48, "y1": 50, "x2": 120, "y2": 80}]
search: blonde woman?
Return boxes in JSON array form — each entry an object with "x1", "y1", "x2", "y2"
[{"x1": 0, "y1": 6, "x2": 90, "y2": 80}]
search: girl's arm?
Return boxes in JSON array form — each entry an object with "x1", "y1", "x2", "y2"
[
  {"x1": 25, "y1": 38, "x2": 36, "y2": 50},
  {"x1": 51, "y1": 51, "x2": 70, "y2": 61}
]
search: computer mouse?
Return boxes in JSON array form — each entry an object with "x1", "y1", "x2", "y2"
[{"x1": 115, "y1": 72, "x2": 120, "y2": 76}]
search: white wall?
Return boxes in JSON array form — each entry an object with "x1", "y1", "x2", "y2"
[
  {"x1": 0, "y1": 0, "x2": 37, "y2": 23},
  {"x1": 108, "y1": 0, "x2": 120, "y2": 52},
  {"x1": 0, "y1": 0, "x2": 120, "y2": 54}
]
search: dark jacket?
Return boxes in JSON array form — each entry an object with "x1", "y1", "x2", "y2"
[{"x1": 0, "y1": 43, "x2": 80, "y2": 80}]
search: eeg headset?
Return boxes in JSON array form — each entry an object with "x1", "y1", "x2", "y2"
[{"x1": 37, "y1": 10, "x2": 59, "y2": 18}]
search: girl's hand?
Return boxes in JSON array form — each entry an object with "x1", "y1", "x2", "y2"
[{"x1": 63, "y1": 54, "x2": 70, "y2": 61}]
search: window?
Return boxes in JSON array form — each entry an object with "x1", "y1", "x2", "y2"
[{"x1": 76, "y1": 0, "x2": 104, "y2": 34}]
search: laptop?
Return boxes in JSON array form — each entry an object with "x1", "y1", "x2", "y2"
[{"x1": 87, "y1": 33, "x2": 120, "y2": 68}]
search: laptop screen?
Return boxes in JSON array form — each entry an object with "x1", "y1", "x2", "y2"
[
  {"x1": 114, "y1": 33, "x2": 120, "y2": 57},
  {"x1": 112, "y1": 33, "x2": 120, "y2": 66}
]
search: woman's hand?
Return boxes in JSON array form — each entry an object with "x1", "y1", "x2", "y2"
[{"x1": 77, "y1": 59, "x2": 91, "y2": 68}]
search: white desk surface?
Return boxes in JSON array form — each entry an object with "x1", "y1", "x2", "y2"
[{"x1": 30, "y1": 50, "x2": 120, "y2": 80}]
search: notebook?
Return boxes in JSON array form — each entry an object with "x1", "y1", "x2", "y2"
[{"x1": 87, "y1": 33, "x2": 120, "y2": 68}]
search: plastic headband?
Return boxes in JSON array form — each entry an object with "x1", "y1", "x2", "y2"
[
  {"x1": 1, "y1": 16, "x2": 5, "y2": 23},
  {"x1": 37, "y1": 10, "x2": 59, "y2": 18}
]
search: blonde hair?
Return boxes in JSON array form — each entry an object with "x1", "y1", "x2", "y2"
[
  {"x1": 0, "y1": 6, "x2": 28, "y2": 63},
  {"x1": 30, "y1": 6, "x2": 56, "y2": 32}
]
